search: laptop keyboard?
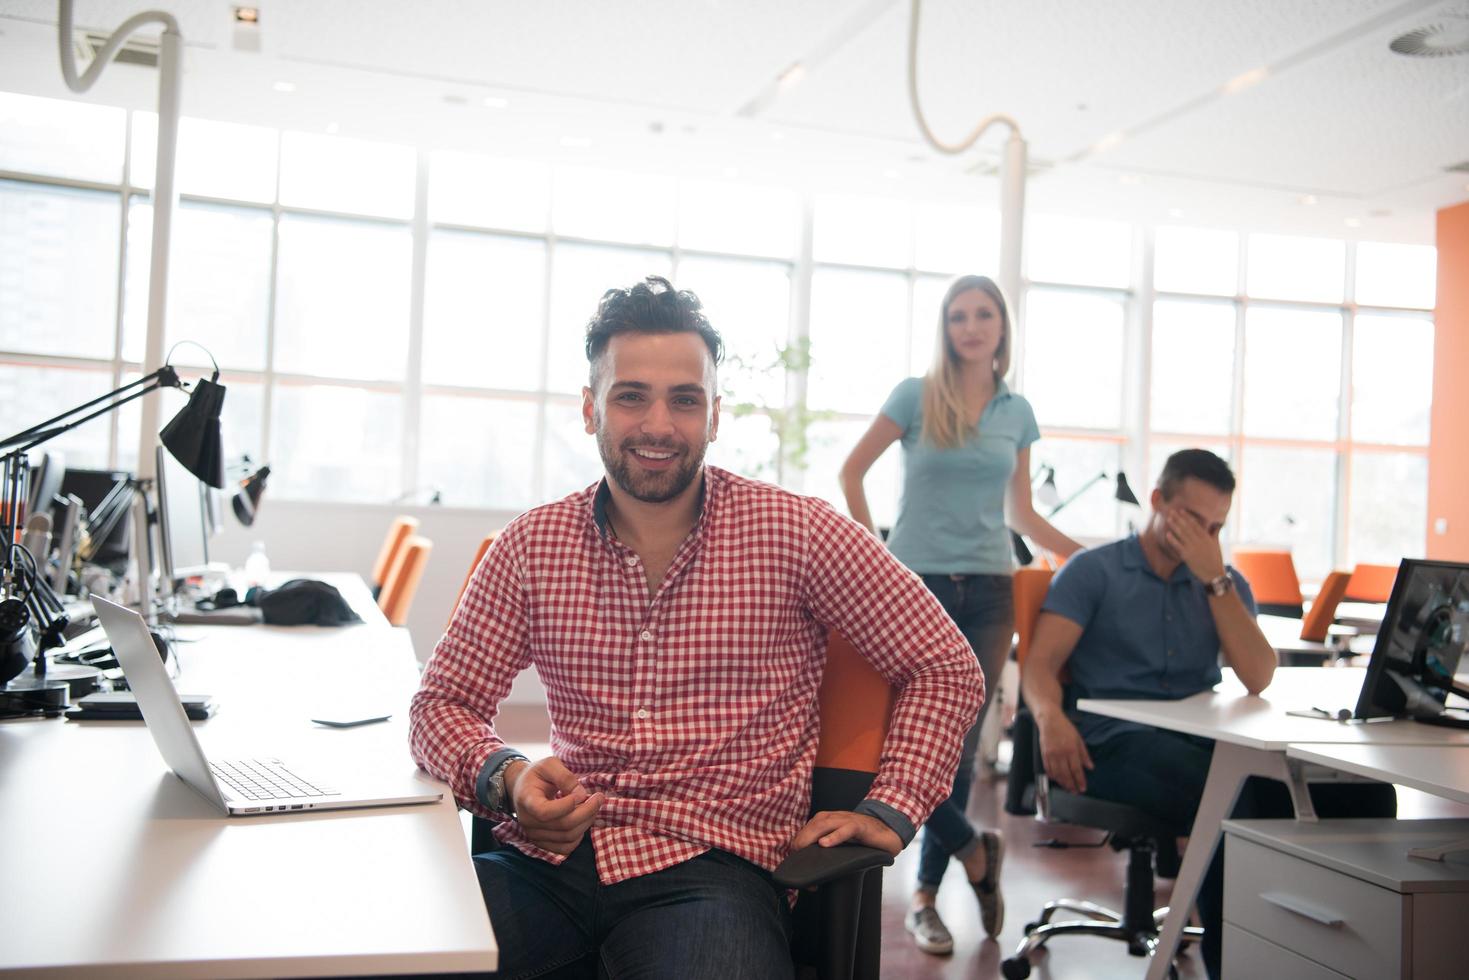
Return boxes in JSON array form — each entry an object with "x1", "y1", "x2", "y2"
[{"x1": 211, "y1": 758, "x2": 341, "y2": 800}]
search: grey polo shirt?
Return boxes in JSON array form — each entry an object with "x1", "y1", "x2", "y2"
[{"x1": 1041, "y1": 534, "x2": 1257, "y2": 745}]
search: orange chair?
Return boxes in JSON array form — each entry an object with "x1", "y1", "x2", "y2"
[
  {"x1": 379, "y1": 534, "x2": 433, "y2": 627},
  {"x1": 1230, "y1": 548, "x2": 1304, "y2": 618},
  {"x1": 371, "y1": 515, "x2": 419, "y2": 599},
  {"x1": 1345, "y1": 562, "x2": 1399, "y2": 603},
  {"x1": 1299, "y1": 570, "x2": 1351, "y2": 643},
  {"x1": 1012, "y1": 567, "x2": 1056, "y2": 670},
  {"x1": 453, "y1": 531, "x2": 500, "y2": 614}
]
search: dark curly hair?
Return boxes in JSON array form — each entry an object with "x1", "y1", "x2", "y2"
[
  {"x1": 584, "y1": 276, "x2": 724, "y2": 387},
  {"x1": 1157, "y1": 448, "x2": 1236, "y2": 499}
]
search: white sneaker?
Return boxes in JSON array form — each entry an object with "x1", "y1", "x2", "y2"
[{"x1": 905, "y1": 905, "x2": 955, "y2": 955}]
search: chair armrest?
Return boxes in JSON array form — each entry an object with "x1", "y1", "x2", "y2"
[{"x1": 773, "y1": 843, "x2": 894, "y2": 889}]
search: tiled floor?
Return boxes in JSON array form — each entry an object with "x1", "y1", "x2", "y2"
[{"x1": 492, "y1": 707, "x2": 1469, "y2": 979}]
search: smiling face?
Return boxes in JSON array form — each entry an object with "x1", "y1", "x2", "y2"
[
  {"x1": 583, "y1": 331, "x2": 720, "y2": 504},
  {"x1": 944, "y1": 287, "x2": 1005, "y2": 370}
]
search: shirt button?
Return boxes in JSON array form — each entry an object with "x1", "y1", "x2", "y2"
[
  {"x1": 635, "y1": 708, "x2": 649, "y2": 720},
  {"x1": 1167, "y1": 649, "x2": 1175, "y2": 657},
  {"x1": 640, "y1": 630, "x2": 653, "y2": 642},
  {"x1": 626, "y1": 555, "x2": 639, "y2": 566}
]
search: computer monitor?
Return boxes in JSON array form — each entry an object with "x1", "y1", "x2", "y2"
[
  {"x1": 155, "y1": 445, "x2": 212, "y2": 588},
  {"x1": 1354, "y1": 558, "x2": 1469, "y2": 728},
  {"x1": 58, "y1": 468, "x2": 133, "y2": 573},
  {"x1": 26, "y1": 451, "x2": 65, "y2": 520}
]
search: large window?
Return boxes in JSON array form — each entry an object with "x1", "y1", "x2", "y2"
[{"x1": 0, "y1": 90, "x2": 1438, "y2": 576}]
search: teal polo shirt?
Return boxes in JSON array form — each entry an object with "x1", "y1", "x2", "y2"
[
  {"x1": 1042, "y1": 534, "x2": 1258, "y2": 745},
  {"x1": 880, "y1": 376, "x2": 1039, "y2": 575}
]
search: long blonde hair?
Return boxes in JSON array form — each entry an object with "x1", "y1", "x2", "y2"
[{"x1": 920, "y1": 275, "x2": 1012, "y2": 449}]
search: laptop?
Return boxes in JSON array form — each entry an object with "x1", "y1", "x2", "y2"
[{"x1": 91, "y1": 595, "x2": 442, "y2": 815}]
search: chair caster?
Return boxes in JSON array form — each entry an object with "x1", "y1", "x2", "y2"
[
  {"x1": 1023, "y1": 920, "x2": 1041, "y2": 935},
  {"x1": 1127, "y1": 939, "x2": 1150, "y2": 957},
  {"x1": 1000, "y1": 956, "x2": 1032, "y2": 979}
]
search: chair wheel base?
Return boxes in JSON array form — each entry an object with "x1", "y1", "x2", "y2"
[
  {"x1": 1023, "y1": 920, "x2": 1040, "y2": 935},
  {"x1": 1000, "y1": 956, "x2": 1032, "y2": 980}
]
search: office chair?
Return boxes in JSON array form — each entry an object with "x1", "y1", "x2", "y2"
[
  {"x1": 370, "y1": 515, "x2": 419, "y2": 599},
  {"x1": 1344, "y1": 561, "x2": 1397, "y2": 603},
  {"x1": 466, "y1": 629, "x2": 896, "y2": 980},
  {"x1": 1003, "y1": 568, "x2": 1053, "y2": 817},
  {"x1": 1298, "y1": 569, "x2": 1351, "y2": 643},
  {"x1": 1001, "y1": 595, "x2": 1202, "y2": 979},
  {"x1": 452, "y1": 531, "x2": 500, "y2": 618},
  {"x1": 379, "y1": 534, "x2": 433, "y2": 627},
  {"x1": 1229, "y1": 548, "x2": 1304, "y2": 617}
]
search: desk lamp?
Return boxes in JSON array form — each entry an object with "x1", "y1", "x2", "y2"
[{"x1": 0, "y1": 352, "x2": 226, "y2": 708}]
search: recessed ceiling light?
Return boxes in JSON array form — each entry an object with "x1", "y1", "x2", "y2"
[
  {"x1": 1118, "y1": 174, "x2": 1142, "y2": 186},
  {"x1": 325, "y1": 122, "x2": 339, "y2": 135},
  {"x1": 272, "y1": 80, "x2": 296, "y2": 93},
  {"x1": 1344, "y1": 217, "x2": 1362, "y2": 228},
  {"x1": 1299, "y1": 194, "x2": 1318, "y2": 206},
  {"x1": 882, "y1": 169, "x2": 901, "y2": 179},
  {"x1": 1222, "y1": 67, "x2": 1269, "y2": 94},
  {"x1": 1167, "y1": 207, "x2": 1184, "y2": 219},
  {"x1": 778, "y1": 63, "x2": 807, "y2": 89},
  {"x1": 769, "y1": 130, "x2": 785, "y2": 141},
  {"x1": 560, "y1": 135, "x2": 592, "y2": 148},
  {"x1": 1092, "y1": 131, "x2": 1124, "y2": 153},
  {"x1": 482, "y1": 96, "x2": 508, "y2": 109},
  {"x1": 721, "y1": 166, "x2": 739, "y2": 179}
]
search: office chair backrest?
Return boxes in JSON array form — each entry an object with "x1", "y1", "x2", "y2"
[
  {"x1": 1299, "y1": 570, "x2": 1351, "y2": 643},
  {"x1": 371, "y1": 515, "x2": 419, "y2": 594},
  {"x1": 1345, "y1": 562, "x2": 1397, "y2": 603},
  {"x1": 814, "y1": 630, "x2": 894, "y2": 774},
  {"x1": 1230, "y1": 548, "x2": 1304, "y2": 616},
  {"x1": 453, "y1": 531, "x2": 500, "y2": 618},
  {"x1": 379, "y1": 534, "x2": 433, "y2": 627},
  {"x1": 1012, "y1": 567, "x2": 1055, "y2": 670}
]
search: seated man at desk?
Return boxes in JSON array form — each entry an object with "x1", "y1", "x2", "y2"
[
  {"x1": 410, "y1": 276, "x2": 984, "y2": 978},
  {"x1": 1021, "y1": 448, "x2": 1395, "y2": 980}
]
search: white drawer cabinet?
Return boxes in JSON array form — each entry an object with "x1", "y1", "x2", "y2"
[{"x1": 1222, "y1": 818, "x2": 1469, "y2": 980}]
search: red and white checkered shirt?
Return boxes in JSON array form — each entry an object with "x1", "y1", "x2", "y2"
[{"x1": 409, "y1": 466, "x2": 984, "y2": 885}]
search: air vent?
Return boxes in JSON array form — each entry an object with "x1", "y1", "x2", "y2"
[
  {"x1": 74, "y1": 29, "x2": 160, "y2": 69},
  {"x1": 1445, "y1": 160, "x2": 1469, "y2": 174},
  {"x1": 1389, "y1": 19, "x2": 1469, "y2": 57}
]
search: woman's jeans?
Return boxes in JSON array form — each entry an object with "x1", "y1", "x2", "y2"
[{"x1": 914, "y1": 572, "x2": 1014, "y2": 891}]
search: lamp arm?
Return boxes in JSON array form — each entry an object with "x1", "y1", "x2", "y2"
[
  {"x1": 0, "y1": 367, "x2": 179, "y2": 457},
  {"x1": 1045, "y1": 472, "x2": 1108, "y2": 520},
  {"x1": 57, "y1": 1, "x2": 179, "y2": 94}
]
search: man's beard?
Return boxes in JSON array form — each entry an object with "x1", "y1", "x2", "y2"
[{"x1": 596, "y1": 423, "x2": 709, "y2": 504}]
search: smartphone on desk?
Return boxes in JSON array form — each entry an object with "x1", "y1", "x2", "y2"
[{"x1": 68, "y1": 691, "x2": 216, "y2": 721}]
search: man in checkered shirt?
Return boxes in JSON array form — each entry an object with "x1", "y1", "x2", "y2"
[{"x1": 410, "y1": 275, "x2": 984, "y2": 978}]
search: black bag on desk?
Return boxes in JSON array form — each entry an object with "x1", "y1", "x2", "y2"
[{"x1": 244, "y1": 579, "x2": 363, "y2": 627}]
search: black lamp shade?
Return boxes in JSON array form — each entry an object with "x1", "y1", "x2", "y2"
[
  {"x1": 1114, "y1": 471, "x2": 1140, "y2": 506},
  {"x1": 160, "y1": 376, "x2": 227, "y2": 489},
  {"x1": 232, "y1": 465, "x2": 270, "y2": 526}
]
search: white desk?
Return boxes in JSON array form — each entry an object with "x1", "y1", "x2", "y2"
[
  {"x1": 1078, "y1": 667, "x2": 1469, "y2": 980},
  {"x1": 1286, "y1": 743, "x2": 1469, "y2": 806},
  {"x1": 0, "y1": 575, "x2": 497, "y2": 977}
]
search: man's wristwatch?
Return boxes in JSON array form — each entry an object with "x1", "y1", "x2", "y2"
[
  {"x1": 1205, "y1": 573, "x2": 1234, "y2": 597},
  {"x1": 484, "y1": 754, "x2": 529, "y2": 815}
]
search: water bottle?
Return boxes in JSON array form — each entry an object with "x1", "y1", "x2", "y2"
[{"x1": 244, "y1": 541, "x2": 271, "y2": 586}]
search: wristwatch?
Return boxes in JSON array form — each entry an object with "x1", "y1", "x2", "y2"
[
  {"x1": 1205, "y1": 573, "x2": 1234, "y2": 597},
  {"x1": 484, "y1": 754, "x2": 529, "y2": 815}
]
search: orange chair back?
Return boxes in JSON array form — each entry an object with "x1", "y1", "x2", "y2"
[
  {"x1": 1299, "y1": 570, "x2": 1351, "y2": 643},
  {"x1": 1229, "y1": 549, "x2": 1303, "y2": 608},
  {"x1": 379, "y1": 534, "x2": 433, "y2": 627},
  {"x1": 814, "y1": 631, "x2": 895, "y2": 773},
  {"x1": 371, "y1": 516, "x2": 419, "y2": 591},
  {"x1": 454, "y1": 531, "x2": 500, "y2": 613},
  {"x1": 1345, "y1": 562, "x2": 1398, "y2": 603},
  {"x1": 1013, "y1": 567, "x2": 1055, "y2": 670}
]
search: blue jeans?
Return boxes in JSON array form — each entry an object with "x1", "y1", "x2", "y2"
[
  {"x1": 1084, "y1": 726, "x2": 1397, "y2": 980},
  {"x1": 473, "y1": 836, "x2": 793, "y2": 979},
  {"x1": 914, "y1": 573, "x2": 1014, "y2": 891}
]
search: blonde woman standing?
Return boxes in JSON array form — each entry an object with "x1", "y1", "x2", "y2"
[{"x1": 839, "y1": 275, "x2": 1080, "y2": 954}]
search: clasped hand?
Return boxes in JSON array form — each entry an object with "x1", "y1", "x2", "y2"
[{"x1": 508, "y1": 756, "x2": 605, "y2": 855}]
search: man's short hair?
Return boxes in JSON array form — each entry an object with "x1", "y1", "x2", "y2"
[
  {"x1": 584, "y1": 276, "x2": 724, "y2": 387},
  {"x1": 1157, "y1": 448, "x2": 1236, "y2": 499}
]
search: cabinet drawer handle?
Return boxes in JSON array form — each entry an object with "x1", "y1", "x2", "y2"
[{"x1": 1259, "y1": 891, "x2": 1344, "y2": 928}]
